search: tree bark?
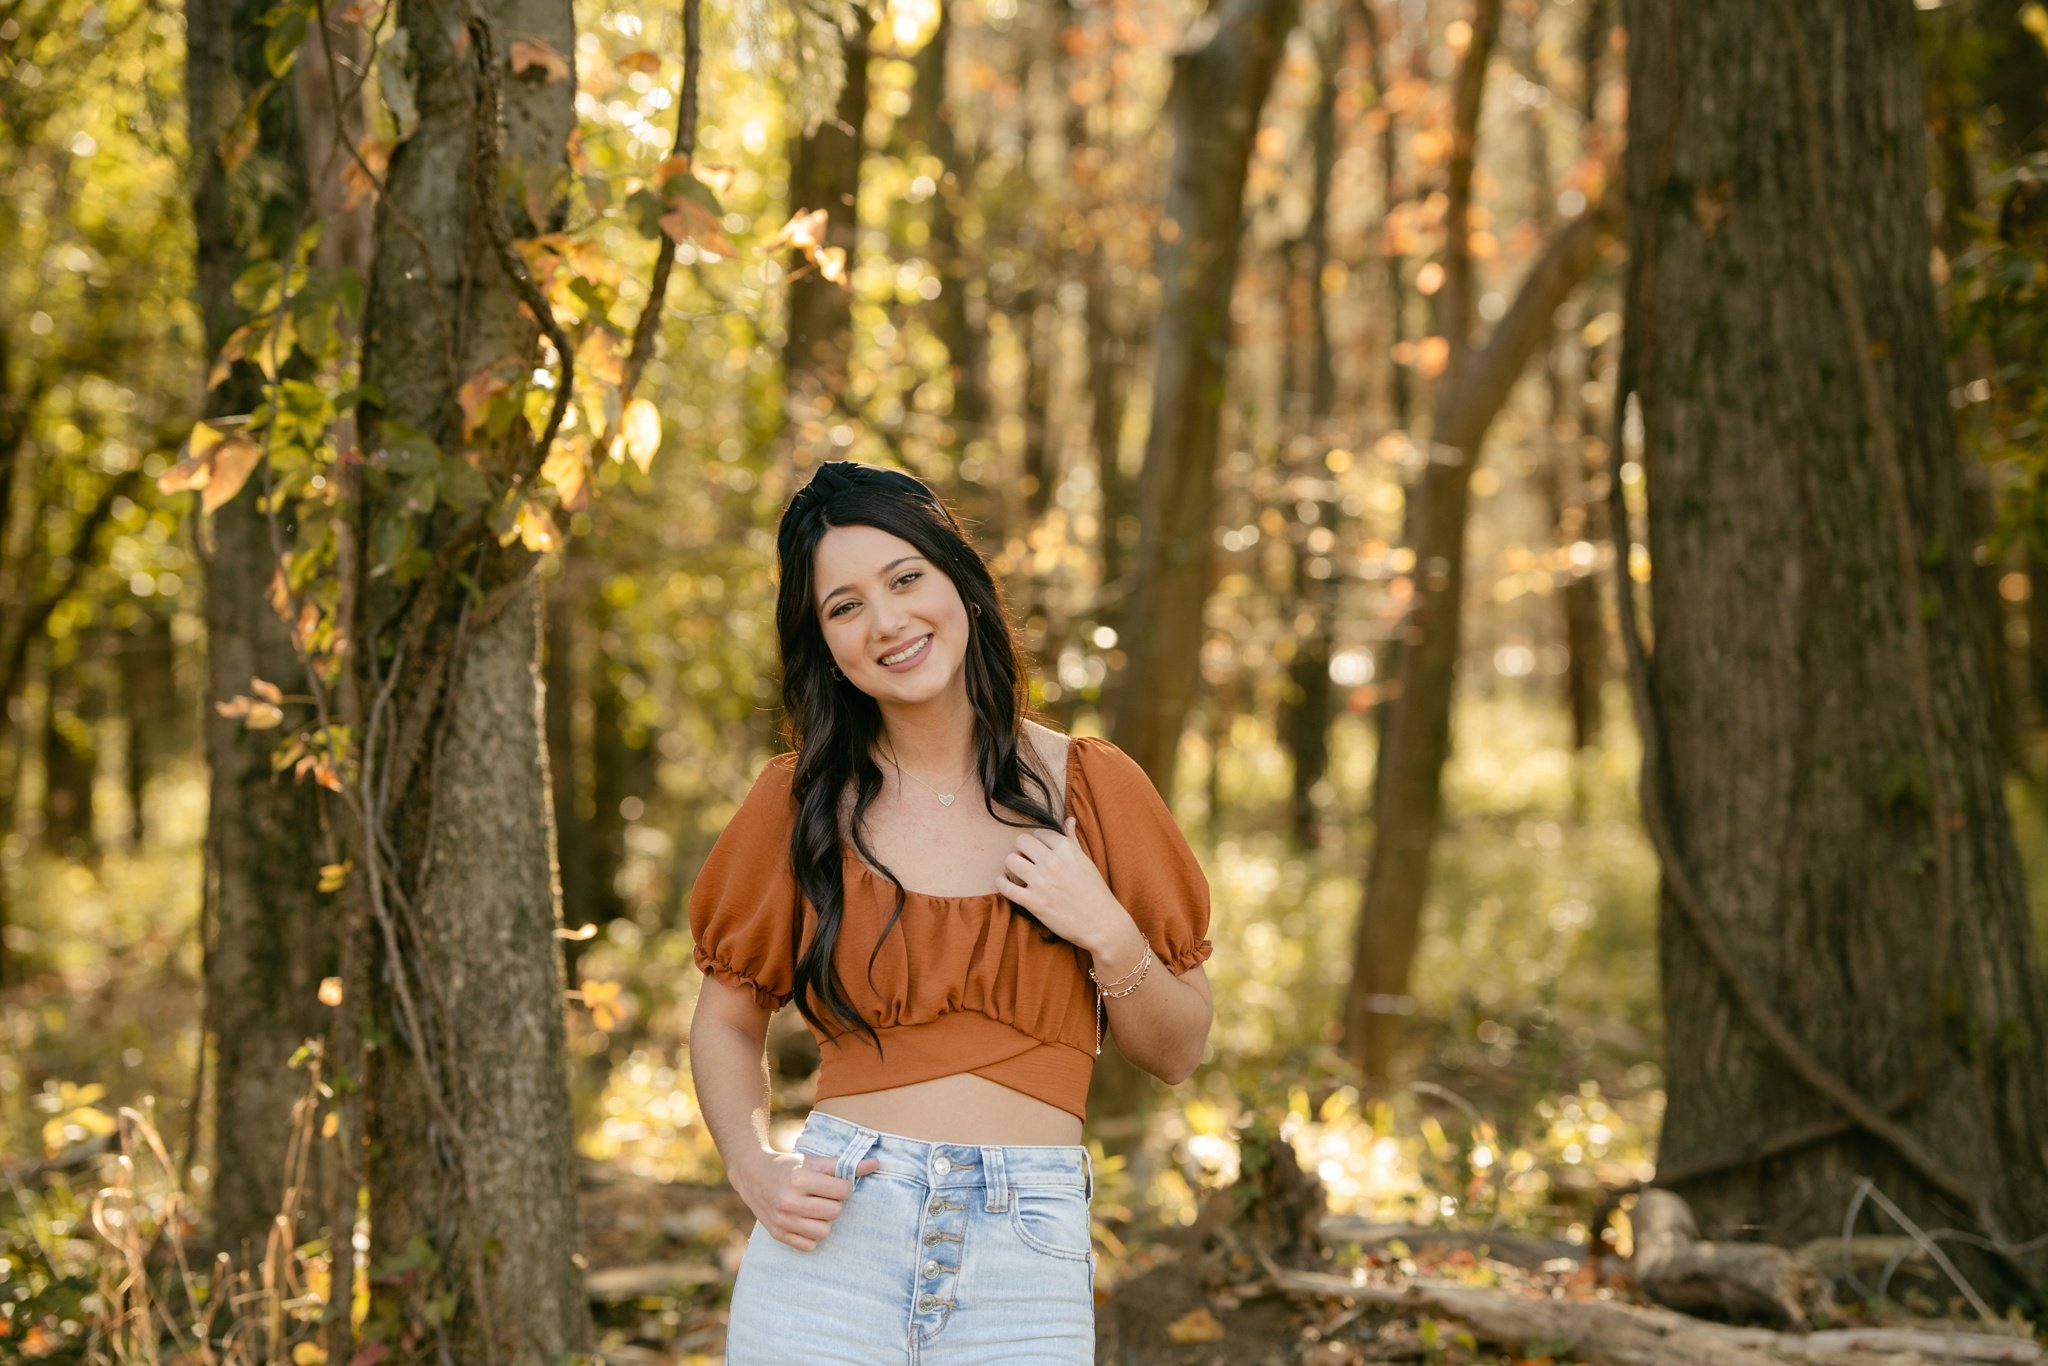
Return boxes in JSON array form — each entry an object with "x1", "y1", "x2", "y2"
[
  {"x1": 1623, "y1": 0, "x2": 2048, "y2": 1295},
  {"x1": 1088, "y1": 0, "x2": 1296, "y2": 1130},
  {"x1": 350, "y1": 0, "x2": 593, "y2": 1350},
  {"x1": 187, "y1": 0, "x2": 353, "y2": 1266},
  {"x1": 1279, "y1": 14, "x2": 1345, "y2": 849},
  {"x1": 1343, "y1": 0, "x2": 1622, "y2": 1080},
  {"x1": 784, "y1": 10, "x2": 872, "y2": 438},
  {"x1": 1107, "y1": 0, "x2": 1298, "y2": 794}
]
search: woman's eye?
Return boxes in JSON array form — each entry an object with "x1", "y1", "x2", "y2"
[{"x1": 895, "y1": 571, "x2": 921, "y2": 588}]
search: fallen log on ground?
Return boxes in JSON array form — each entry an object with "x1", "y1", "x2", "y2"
[
  {"x1": 1265, "y1": 1269, "x2": 2045, "y2": 1365},
  {"x1": 1633, "y1": 1187, "x2": 1834, "y2": 1328},
  {"x1": 1315, "y1": 1214, "x2": 1586, "y2": 1271}
]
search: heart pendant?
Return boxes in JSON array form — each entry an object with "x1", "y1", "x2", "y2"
[{"x1": 938, "y1": 794, "x2": 955, "y2": 807}]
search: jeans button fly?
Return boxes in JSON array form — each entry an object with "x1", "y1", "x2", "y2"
[
  {"x1": 923, "y1": 1231, "x2": 941, "y2": 1245},
  {"x1": 928, "y1": 1196, "x2": 945, "y2": 1215},
  {"x1": 918, "y1": 1294, "x2": 937, "y2": 1311},
  {"x1": 923, "y1": 1259, "x2": 940, "y2": 1277},
  {"x1": 932, "y1": 1156, "x2": 952, "y2": 1174}
]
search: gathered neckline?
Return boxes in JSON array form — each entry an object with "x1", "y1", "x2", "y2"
[{"x1": 842, "y1": 734, "x2": 1088, "y2": 904}]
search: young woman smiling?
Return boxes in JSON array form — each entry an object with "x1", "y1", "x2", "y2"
[{"x1": 688, "y1": 460, "x2": 1214, "y2": 1363}]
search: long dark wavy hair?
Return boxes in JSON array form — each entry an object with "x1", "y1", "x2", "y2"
[{"x1": 774, "y1": 461, "x2": 1067, "y2": 1054}]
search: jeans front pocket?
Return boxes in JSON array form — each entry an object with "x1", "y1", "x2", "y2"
[{"x1": 1008, "y1": 1183, "x2": 1092, "y2": 1262}]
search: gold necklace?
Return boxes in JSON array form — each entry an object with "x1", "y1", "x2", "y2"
[{"x1": 880, "y1": 743, "x2": 976, "y2": 807}]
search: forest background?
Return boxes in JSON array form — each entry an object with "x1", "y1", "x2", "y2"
[{"x1": 5, "y1": 0, "x2": 2048, "y2": 1360}]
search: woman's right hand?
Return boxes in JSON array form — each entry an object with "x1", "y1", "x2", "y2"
[{"x1": 739, "y1": 1150, "x2": 882, "y2": 1251}]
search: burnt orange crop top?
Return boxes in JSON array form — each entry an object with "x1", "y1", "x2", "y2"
[{"x1": 687, "y1": 734, "x2": 1213, "y2": 1119}]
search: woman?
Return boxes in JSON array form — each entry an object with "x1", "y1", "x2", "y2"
[{"x1": 688, "y1": 460, "x2": 1215, "y2": 1363}]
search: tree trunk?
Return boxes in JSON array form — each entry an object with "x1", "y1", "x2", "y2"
[
  {"x1": 907, "y1": 4, "x2": 989, "y2": 454},
  {"x1": 350, "y1": 0, "x2": 592, "y2": 1350},
  {"x1": 40, "y1": 656, "x2": 97, "y2": 859},
  {"x1": 1107, "y1": 0, "x2": 1298, "y2": 794},
  {"x1": 186, "y1": 0, "x2": 347, "y2": 1265},
  {"x1": 784, "y1": 10, "x2": 872, "y2": 438},
  {"x1": 1089, "y1": 0, "x2": 1295, "y2": 1130},
  {"x1": 1280, "y1": 15, "x2": 1344, "y2": 850},
  {"x1": 117, "y1": 610, "x2": 177, "y2": 849},
  {"x1": 1344, "y1": 0, "x2": 1625, "y2": 1081},
  {"x1": 1623, "y1": 0, "x2": 2048, "y2": 1296}
]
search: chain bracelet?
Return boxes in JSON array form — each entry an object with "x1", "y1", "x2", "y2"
[
  {"x1": 1088, "y1": 940, "x2": 1152, "y2": 991},
  {"x1": 1091, "y1": 943, "x2": 1155, "y2": 1055}
]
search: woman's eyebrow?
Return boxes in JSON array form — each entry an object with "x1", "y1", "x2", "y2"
[{"x1": 820, "y1": 556, "x2": 923, "y2": 607}]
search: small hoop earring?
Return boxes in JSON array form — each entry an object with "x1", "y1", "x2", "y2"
[
  {"x1": 830, "y1": 665, "x2": 845, "y2": 680},
  {"x1": 970, "y1": 603, "x2": 982, "y2": 617}
]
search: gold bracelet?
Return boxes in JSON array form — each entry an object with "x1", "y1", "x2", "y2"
[
  {"x1": 1096, "y1": 943, "x2": 1153, "y2": 997},
  {"x1": 1088, "y1": 940, "x2": 1152, "y2": 991},
  {"x1": 1092, "y1": 943, "x2": 1154, "y2": 1055}
]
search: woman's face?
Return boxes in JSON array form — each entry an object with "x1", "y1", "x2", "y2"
[{"x1": 812, "y1": 523, "x2": 970, "y2": 702}]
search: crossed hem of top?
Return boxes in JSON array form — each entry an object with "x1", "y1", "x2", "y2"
[{"x1": 841, "y1": 734, "x2": 1085, "y2": 904}]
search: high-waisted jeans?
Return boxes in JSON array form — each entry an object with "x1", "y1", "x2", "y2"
[{"x1": 723, "y1": 1109, "x2": 1097, "y2": 1364}]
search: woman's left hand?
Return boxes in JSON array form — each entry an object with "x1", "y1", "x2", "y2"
[{"x1": 994, "y1": 815, "x2": 1129, "y2": 954}]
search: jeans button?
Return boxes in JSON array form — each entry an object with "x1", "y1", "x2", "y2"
[
  {"x1": 923, "y1": 1259, "x2": 940, "y2": 1277},
  {"x1": 928, "y1": 1196, "x2": 945, "y2": 1215},
  {"x1": 918, "y1": 1294, "x2": 937, "y2": 1311},
  {"x1": 923, "y1": 1230, "x2": 941, "y2": 1246},
  {"x1": 932, "y1": 1156, "x2": 952, "y2": 1174}
]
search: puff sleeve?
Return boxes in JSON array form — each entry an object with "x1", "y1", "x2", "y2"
[
  {"x1": 1068, "y1": 736, "x2": 1215, "y2": 974},
  {"x1": 687, "y1": 752, "x2": 804, "y2": 1012}
]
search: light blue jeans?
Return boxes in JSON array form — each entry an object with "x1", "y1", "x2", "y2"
[{"x1": 723, "y1": 1109, "x2": 1097, "y2": 1364}]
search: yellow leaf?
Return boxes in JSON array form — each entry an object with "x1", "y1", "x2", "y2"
[
  {"x1": 1166, "y1": 1307, "x2": 1226, "y2": 1344},
  {"x1": 693, "y1": 162, "x2": 737, "y2": 195},
  {"x1": 617, "y1": 48, "x2": 662, "y2": 75},
  {"x1": 318, "y1": 976, "x2": 345, "y2": 1006},
  {"x1": 815, "y1": 245, "x2": 848, "y2": 285},
  {"x1": 319, "y1": 1113, "x2": 339, "y2": 1141},
  {"x1": 541, "y1": 435, "x2": 592, "y2": 510},
  {"x1": 319, "y1": 861, "x2": 352, "y2": 893},
  {"x1": 509, "y1": 37, "x2": 571, "y2": 82},
  {"x1": 71, "y1": 1105, "x2": 117, "y2": 1138},
  {"x1": 310, "y1": 759, "x2": 345, "y2": 792},
  {"x1": 574, "y1": 329, "x2": 626, "y2": 387},
  {"x1": 579, "y1": 978, "x2": 624, "y2": 1031},
  {"x1": 250, "y1": 676, "x2": 284, "y2": 703},
  {"x1": 516, "y1": 501, "x2": 561, "y2": 552},
  {"x1": 202, "y1": 436, "x2": 264, "y2": 514},
  {"x1": 243, "y1": 701, "x2": 286, "y2": 730},
  {"x1": 616, "y1": 398, "x2": 660, "y2": 473}
]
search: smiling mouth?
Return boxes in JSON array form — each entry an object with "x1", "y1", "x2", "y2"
[{"x1": 878, "y1": 634, "x2": 932, "y2": 666}]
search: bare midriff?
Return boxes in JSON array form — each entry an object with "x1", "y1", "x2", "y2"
[{"x1": 811, "y1": 1072, "x2": 1084, "y2": 1145}]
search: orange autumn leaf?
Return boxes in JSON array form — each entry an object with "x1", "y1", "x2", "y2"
[
  {"x1": 509, "y1": 37, "x2": 570, "y2": 82},
  {"x1": 616, "y1": 48, "x2": 661, "y2": 75},
  {"x1": 1165, "y1": 1307, "x2": 1226, "y2": 1344},
  {"x1": 659, "y1": 193, "x2": 733, "y2": 259}
]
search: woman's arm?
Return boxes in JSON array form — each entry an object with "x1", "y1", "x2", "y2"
[
  {"x1": 688, "y1": 977, "x2": 879, "y2": 1249},
  {"x1": 1081, "y1": 917, "x2": 1214, "y2": 1084},
  {"x1": 687, "y1": 977, "x2": 781, "y2": 1207}
]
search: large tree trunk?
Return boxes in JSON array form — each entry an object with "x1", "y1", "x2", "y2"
[
  {"x1": 1623, "y1": 0, "x2": 2048, "y2": 1297},
  {"x1": 187, "y1": 0, "x2": 354, "y2": 1265},
  {"x1": 1107, "y1": 0, "x2": 1297, "y2": 793},
  {"x1": 1343, "y1": 0, "x2": 1622, "y2": 1081},
  {"x1": 350, "y1": 0, "x2": 592, "y2": 1351},
  {"x1": 1090, "y1": 0, "x2": 1295, "y2": 1130},
  {"x1": 905, "y1": 4, "x2": 988, "y2": 457}
]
